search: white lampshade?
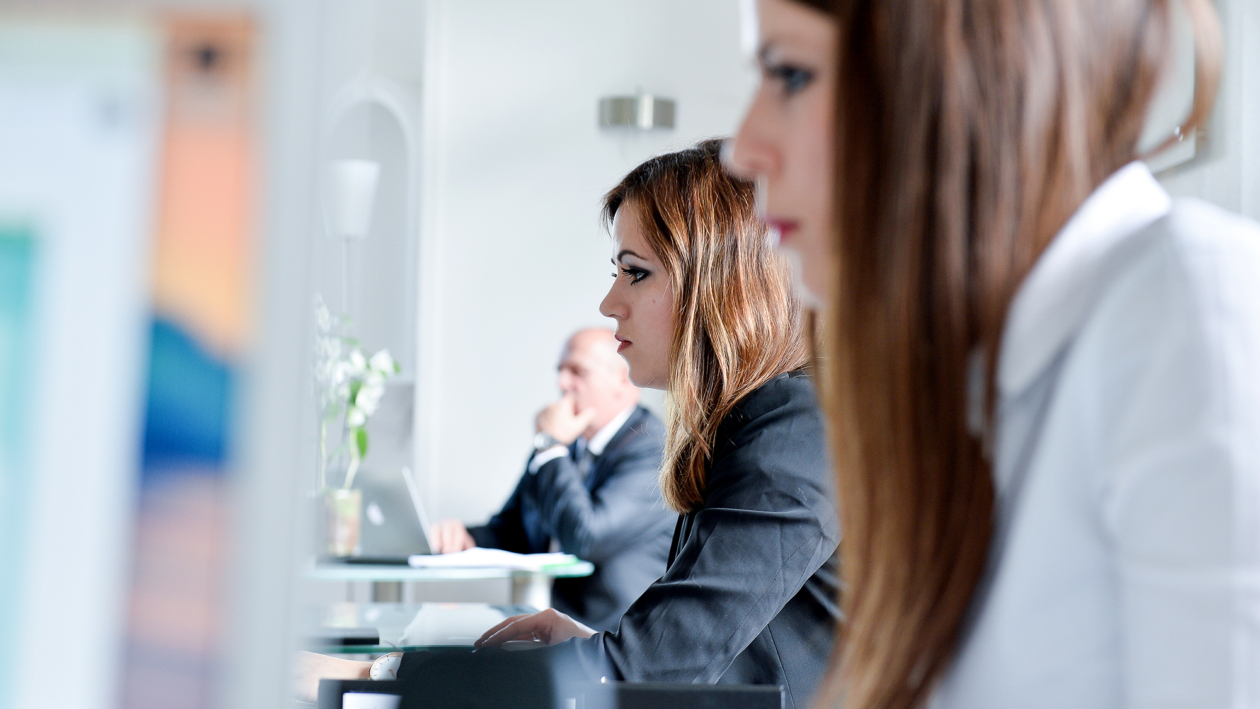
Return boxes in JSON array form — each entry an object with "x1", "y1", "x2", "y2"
[{"x1": 325, "y1": 159, "x2": 380, "y2": 240}]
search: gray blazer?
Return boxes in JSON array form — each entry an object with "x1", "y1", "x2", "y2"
[{"x1": 399, "y1": 373, "x2": 840, "y2": 709}]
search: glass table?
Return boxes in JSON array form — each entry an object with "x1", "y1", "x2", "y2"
[
  {"x1": 307, "y1": 601, "x2": 539, "y2": 655},
  {"x1": 308, "y1": 560, "x2": 595, "y2": 609}
]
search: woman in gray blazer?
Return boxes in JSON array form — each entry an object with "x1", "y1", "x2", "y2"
[{"x1": 296, "y1": 140, "x2": 840, "y2": 709}]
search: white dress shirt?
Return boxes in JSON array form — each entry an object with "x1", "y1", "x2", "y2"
[
  {"x1": 931, "y1": 163, "x2": 1260, "y2": 709},
  {"x1": 528, "y1": 404, "x2": 637, "y2": 473}
]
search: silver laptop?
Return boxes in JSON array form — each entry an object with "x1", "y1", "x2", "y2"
[{"x1": 352, "y1": 466, "x2": 433, "y2": 562}]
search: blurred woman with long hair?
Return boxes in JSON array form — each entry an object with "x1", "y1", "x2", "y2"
[{"x1": 728, "y1": 0, "x2": 1260, "y2": 707}]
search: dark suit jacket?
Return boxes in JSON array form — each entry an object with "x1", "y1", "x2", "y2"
[
  {"x1": 467, "y1": 406, "x2": 674, "y2": 631},
  {"x1": 398, "y1": 372, "x2": 840, "y2": 709}
]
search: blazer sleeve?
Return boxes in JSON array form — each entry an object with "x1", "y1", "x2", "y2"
[
  {"x1": 467, "y1": 465, "x2": 533, "y2": 553},
  {"x1": 530, "y1": 431, "x2": 667, "y2": 563},
  {"x1": 570, "y1": 392, "x2": 839, "y2": 682}
]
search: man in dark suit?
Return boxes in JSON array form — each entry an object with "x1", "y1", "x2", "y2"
[{"x1": 429, "y1": 328, "x2": 672, "y2": 631}]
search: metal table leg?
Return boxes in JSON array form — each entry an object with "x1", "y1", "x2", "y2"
[
  {"x1": 372, "y1": 580, "x2": 402, "y2": 602},
  {"x1": 509, "y1": 573, "x2": 552, "y2": 611}
]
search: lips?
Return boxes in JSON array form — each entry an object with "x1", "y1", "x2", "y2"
[
  {"x1": 614, "y1": 334, "x2": 631, "y2": 352},
  {"x1": 762, "y1": 217, "x2": 800, "y2": 246}
]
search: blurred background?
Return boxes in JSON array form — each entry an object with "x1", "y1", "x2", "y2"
[{"x1": 0, "y1": 0, "x2": 1255, "y2": 707}]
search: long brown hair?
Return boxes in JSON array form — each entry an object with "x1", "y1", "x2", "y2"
[
  {"x1": 603, "y1": 139, "x2": 809, "y2": 513},
  {"x1": 805, "y1": 1, "x2": 1222, "y2": 708}
]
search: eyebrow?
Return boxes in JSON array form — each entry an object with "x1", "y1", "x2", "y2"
[
  {"x1": 615, "y1": 249, "x2": 648, "y2": 262},
  {"x1": 758, "y1": 36, "x2": 819, "y2": 65}
]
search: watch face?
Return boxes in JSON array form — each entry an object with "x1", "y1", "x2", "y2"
[{"x1": 370, "y1": 653, "x2": 402, "y2": 681}]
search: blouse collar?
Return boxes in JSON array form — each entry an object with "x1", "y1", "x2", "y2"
[{"x1": 998, "y1": 162, "x2": 1172, "y2": 396}]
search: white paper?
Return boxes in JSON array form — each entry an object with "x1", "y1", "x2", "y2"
[
  {"x1": 342, "y1": 692, "x2": 402, "y2": 709},
  {"x1": 408, "y1": 548, "x2": 576, "y2": 570},
  {"x1": 396, "y1": 602, "x2": 515, "y2": 646}
]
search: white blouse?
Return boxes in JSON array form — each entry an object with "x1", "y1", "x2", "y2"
[{"x1": 931, "y1": 163, "x2": 1260, "y2": 709}]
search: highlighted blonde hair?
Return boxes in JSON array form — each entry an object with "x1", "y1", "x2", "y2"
[{"x1": 602, "y1": 139, "x2": 809, "y2": 512}]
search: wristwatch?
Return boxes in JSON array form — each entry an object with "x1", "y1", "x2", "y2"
[
  {"x1": 532, "y1": 431, "x2": 562, "y2": 452},
  {"x1": 369, "y1": 652, "x2": 403, "y2": 681}
]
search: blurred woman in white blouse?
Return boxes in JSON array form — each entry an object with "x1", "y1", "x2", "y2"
[{"x1": 727, "y1": 0, "x2": 1260, "y2": 708}]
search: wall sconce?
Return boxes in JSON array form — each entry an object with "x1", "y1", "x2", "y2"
[
  {"x1": 323, "y1": 158, "x2": 380, "y2": 314},
  {"x1": 325, "y1": 159, "x2": 380, "y2": 241},
  {"x1": 599, "y1": 93, "x2": 675, "y2": 130}
]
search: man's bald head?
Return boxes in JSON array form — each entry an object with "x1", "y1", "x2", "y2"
[
  {"x1": 566, "y1": 328, "x2": 626, "y2": 373},
  {"x1": 557, "y1": 327, "x2": 640, "y2": 439}
]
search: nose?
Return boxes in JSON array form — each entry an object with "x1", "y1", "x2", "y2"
[
  {"x1": 599, "y1": 280, "x2": 624, "y2": 321},
  {"x1": 558, "y1": 368, "x2": 575, "y2": 392},
  {"x1": 726, "y1": 93, "x2": 778, "y2": 181}
]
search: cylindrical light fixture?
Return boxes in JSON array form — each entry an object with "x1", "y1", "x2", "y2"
[
  {"x1": 599, "y1": 94, "x2": 676, "y2": 130},
  {"x1": 325, "y1": 159, "x2": 381, "y2": 240}
]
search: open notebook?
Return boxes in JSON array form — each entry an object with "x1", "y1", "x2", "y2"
[{"x1": 408, "y1": 548, "x2": 577, "y2": 570}]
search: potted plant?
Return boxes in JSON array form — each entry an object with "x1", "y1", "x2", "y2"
[{"x1": 312, "y1": 296, "x2": 398, "y2": 557}]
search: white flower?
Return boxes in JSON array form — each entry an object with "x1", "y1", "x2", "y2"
[
  {"x1": 347, "y1": 406, "x2": 367, "y2": 428},
  {"x1": 312, "y1": 296, "x2": 400, "y2": 481},
  {"x1": 369, "y1": 349, "x2": 396, "y2": 374},
  {"x1": 349, "y1": 349, "x2": 368, "y2": 373},
  {"x1": 314, "y1": 296, "x2": 333, "y2": 334},
  {"x1": 356, "y1": 378, "x2": 386, "y2": 416},
  {"x1": 334, "y1": 360, "x2": 354, "y2": 386}
]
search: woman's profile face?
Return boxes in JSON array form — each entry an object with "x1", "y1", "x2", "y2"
[
  {"x1": 598, "y1": 204, "x2": 676, "y2": 390},
  {"x1": 728, "y1": 0, "x2": 837, "y2": 305}
]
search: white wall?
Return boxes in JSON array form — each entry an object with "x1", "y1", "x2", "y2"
[
  {"x1": 411, "y1": 0, "x2": 1260, "y2": 526},
  {"x1": 1157, "y1": 0, "x2": 1259, "y2": 219},
  {"x1": 413, "y1": 0, "x2": 756, "y2": 523},
  {"x1": 313, "y1": 0, "x2": 426, "y2": 375}
]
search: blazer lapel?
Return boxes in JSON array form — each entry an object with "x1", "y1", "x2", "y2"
[{"x1": 584, "y1": 406, "x2": 645, "y2": 491}]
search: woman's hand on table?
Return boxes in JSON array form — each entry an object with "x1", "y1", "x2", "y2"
[
  {"x1": 475, "y1": 608, "x2": 597, "y2": 649},
  {"x1": 292, "y1": 651, "x2": 371, "y2": 703}
]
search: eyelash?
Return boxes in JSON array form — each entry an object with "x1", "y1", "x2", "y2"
[
  {"x1": 612, "y1": 266, "x2": 649, "y2": 285},
  {"x1": 764, "y1": 63, "x2": 815, "y2": 95}
]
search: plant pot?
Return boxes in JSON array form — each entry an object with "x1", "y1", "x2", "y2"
[{"x1": 319, "y1": 487, "x2": 361, "y2": 558}]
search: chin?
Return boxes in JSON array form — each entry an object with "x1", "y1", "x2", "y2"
[
  {"x1": 780, "y1": 247, "x2": 828, "y2": 310},
  {"x1": 627, "y1": 367, "x2": 667, "y2": 391},
  {"x1": 627, "y1": 375, "x2": 658, "y2": 390}
]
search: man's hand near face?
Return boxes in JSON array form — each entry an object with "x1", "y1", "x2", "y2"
[{"x1": 535, "y1": 394, "x2": 597, "y2": 445}]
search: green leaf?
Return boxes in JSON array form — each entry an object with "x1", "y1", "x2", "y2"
[
  {"x1": 355, "y1": 427, "x2": 368, "y2": 459},
  {"x1": 349, "y1": 380, "x2": 362, "y2": 404}
]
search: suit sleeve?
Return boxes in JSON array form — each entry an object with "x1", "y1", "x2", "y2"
[
  {"x1": 569, "y1": 397, "x2": 839, "y2": 682},
  {"x1": 467, "y1": 463, "x2": 533, "y2": 553},
  {"x1": 531, "y1": 430, "x2": 667, "y2": 563}
]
